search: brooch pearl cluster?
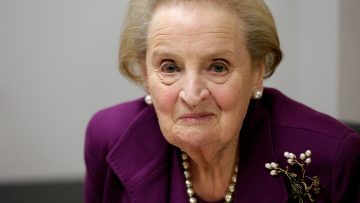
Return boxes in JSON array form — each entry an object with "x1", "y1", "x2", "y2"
[
  {"x1": 181, "y1": 152, "x2": 238, "y2": 203},
  {"x1": 265, "y1": 150, "x2": 321, "y2": 203}
]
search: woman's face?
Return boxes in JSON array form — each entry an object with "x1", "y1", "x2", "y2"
[{"x1": 144, "y1": 3, "x2": 264, "y2": 150}]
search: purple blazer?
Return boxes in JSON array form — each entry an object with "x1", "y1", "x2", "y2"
[{"x1": 84, "y1": 88, "x2": 360, "y2": 203}]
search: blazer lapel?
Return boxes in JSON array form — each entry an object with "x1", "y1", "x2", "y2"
[
  {"x1": 106, "y1": 106, "x2": 172, "y2": 203},
  {"x1": 234, "y1": 100, "x2": 288, "y2": 203}
]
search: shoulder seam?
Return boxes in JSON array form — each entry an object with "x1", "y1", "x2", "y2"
[{"x1": 272, "y1": 124, "x2": 352, "y2": 139}]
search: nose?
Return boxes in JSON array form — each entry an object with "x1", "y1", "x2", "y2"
[{"x1": 179, "y1": 73, "x2": 210, "y2": 108}]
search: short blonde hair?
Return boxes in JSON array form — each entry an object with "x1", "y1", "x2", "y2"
[{"x1": 119, "y1": 0, "x2": 282, "y2": 85}]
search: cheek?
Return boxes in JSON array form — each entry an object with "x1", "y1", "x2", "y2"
[
  {"x1": 213, "y1": 86, "x2": 251, "y2": 136},
  {"x1": 149, "y1": 84, "x2": 181, "y2": 145},
  {"x1": 148, "y1": 79, "x2": 179, "y2": 119},
  {"x1": 211, "y1": 81, "x2": 252, "y2": 113}
]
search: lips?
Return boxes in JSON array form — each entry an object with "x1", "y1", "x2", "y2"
[{"x1": 178, "y1": 112, "x2": 215, "y2": 123}]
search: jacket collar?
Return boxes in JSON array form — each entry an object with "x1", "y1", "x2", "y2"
[
  {"x1": 106, "y1": 105, "x2": 172, "y2": 203},
  {"x1": 106, "y1": 95, "x2": 288, "y2": 202}
]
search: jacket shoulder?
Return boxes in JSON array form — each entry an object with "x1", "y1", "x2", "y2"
[
  {"x1": 86, "y1": 97, "x2": 148, "y2": 148},
  {"x1": 263, "y1": 88, "x2": 354, "y2": 138}
]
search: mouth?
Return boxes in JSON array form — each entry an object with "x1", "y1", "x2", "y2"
[{"x1": 178, "y1": 112, "x2": 215, "y2": 123}]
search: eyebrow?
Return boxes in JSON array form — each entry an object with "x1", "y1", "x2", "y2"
[
  {"x1": 150, "y1": 49, "x2": 179, "y2": 62},
  {"x1": 150, "y1": 47, "x2": 236, "y2": 61}
]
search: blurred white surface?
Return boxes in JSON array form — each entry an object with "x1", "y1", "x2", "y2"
[
  {"x1": 265, "y1": 0, "x2": 339, "y2": 117},
  {"x1": 0, "y1": 0, "x2": 143, "y2": 182}
]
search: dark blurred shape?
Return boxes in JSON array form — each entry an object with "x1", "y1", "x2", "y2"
[
  {"x1": 344, "y1": 121, "x2": 360, "y2": 134},
  {"x1": 0, "y1": 180, "x2": 83, "y2": 203}
]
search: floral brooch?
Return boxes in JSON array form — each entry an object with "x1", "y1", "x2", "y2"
[{"x1": 265, "y1": 150, "x2": 321, "y2": 203}]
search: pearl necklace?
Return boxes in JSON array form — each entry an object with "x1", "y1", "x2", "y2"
[{"x1": 181, "y1": 152, "x2": 238, "y2": 203}]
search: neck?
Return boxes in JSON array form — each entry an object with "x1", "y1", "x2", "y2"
[{"x1": 181, "y1": 140, "x2": 239, "y2": 201}]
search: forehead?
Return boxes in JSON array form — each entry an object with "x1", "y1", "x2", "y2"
[
  {"x1": 148, "y1": 1, "x2": 242, "y2": 38},
  {"x1": 147, "y1": 2, "x2": 245, "y2": 47}
]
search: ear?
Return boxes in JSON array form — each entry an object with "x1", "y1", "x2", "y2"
[{"x1": 253, "y1": 61, "x2": 265, "y2": 91}]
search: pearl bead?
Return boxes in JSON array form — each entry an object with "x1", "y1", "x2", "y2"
[
  {"x1": 284, "y1": 151, "x2": 289, "y2": 158},
  {"x1": 185, "y1": 180, "x2": 192, "y2": 187},
  {"x1": 270, "y1": 170, "x2": 278, "y2": 176},
  {"x1": 228, "y1": 183, "x2": 235, "y2": 192},
  {"x1": 305, "y1": 158, "x2": 311, "y2": 164},
  {"x1": 183, "y1": 161, "x2": 190, "y2": 169},
  {"x1": 144, "y1": 95, "x2": 152, "y2": 105},
  {"x1": 184, "y1": 170, "x2": 191, "y2": 179},
  {"x1": 189, "y1": 197, "x2": 197, "y2": 203},
  {"x1": 305, "y1": 150, "x2": 312, "y2": 157},
  {"x1": 253, "y1": 90, "x2": 263, "y2": 99},
  {"x1": 232, "y1": 175, "x2": 237, "y2": 183},
  {"x1": 225, "y1": 193, "x2": 232, "y2": 202},
  {"x1": 187, "y1": 188, "x2": 194, "y2": 197},
  {"x1": 270, "y1": 162, "x2": 278, "y2": 169},
  {"x1": 265, "y1": 163, "x2": 271, "y2": 169},
  {"x1": 300, "y1": 153, "x2": 306, "y2": 160}
]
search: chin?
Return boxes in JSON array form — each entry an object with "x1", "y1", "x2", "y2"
[{"x1": 170, "y1": 130, "x2": 220, "y2": 149}]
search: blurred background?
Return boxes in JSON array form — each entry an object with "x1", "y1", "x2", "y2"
[{"x1": 0, "y1": 0, "x2": 359, "y2": 202}]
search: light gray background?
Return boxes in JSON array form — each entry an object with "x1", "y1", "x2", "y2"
[{"x1": 0, "y1": 0, "x2": 359, "y2": 182}]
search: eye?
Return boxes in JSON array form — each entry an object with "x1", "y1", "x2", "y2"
[
  {"x1": 212, "y1": 63, "x2": 226, "y2": 73},
  {"x1": 160, "y1": 62, "x2": 179, "y2": 73},
  {"x1": 158, "y1": 61, "x2": 181, "y2": 85},
  {"x1": 209, "y1": 61, "x2": 229, "y2": 74}
]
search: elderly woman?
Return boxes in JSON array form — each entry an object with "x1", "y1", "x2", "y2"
[{"x1": 84, "y1": 0, "x2": 360, "y2": 202}]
